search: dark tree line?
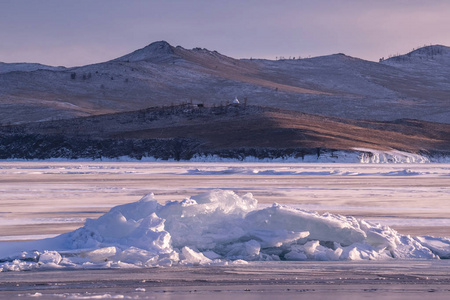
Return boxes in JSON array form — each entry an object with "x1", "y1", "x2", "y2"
[{"x1": 0, "y1": 134, "x2": 325, "y2": 161}]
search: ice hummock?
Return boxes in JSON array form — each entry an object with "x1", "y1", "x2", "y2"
[{"x1": 1, "y1": 190, "x2": 448, "y2": 271}]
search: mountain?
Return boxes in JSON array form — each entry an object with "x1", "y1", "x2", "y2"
[{"x1": 0, "y1": 41, "x2": 449, "y2": 125}]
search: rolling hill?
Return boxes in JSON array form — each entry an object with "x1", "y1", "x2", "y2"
[
  {"x1": 0, "y1": 42, "x2": 449, "y2": 125},
  {"x1": 1, "y1": 104, "x2": 448, "y2": 161}
]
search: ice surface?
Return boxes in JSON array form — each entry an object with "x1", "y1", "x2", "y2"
[
  {"x1": 185, "y1": 166, "x2": 450, "y2": 176},
  {"x1": 1, "y1": 190, "x2": 448, "y2": 271}
]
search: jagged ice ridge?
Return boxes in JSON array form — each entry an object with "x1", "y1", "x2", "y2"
[{"x1": 1, "y1": 190, "x2": 449, "y2": 271}]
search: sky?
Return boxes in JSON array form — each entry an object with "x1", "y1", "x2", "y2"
[{"x1": 1, "y1": 0, "x2": 450, "y2": 67}]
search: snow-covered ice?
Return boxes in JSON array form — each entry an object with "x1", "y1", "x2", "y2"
[
  {"x1": 1, "y1": 189, "x2": 448, "y2": 272},
  {"x1": 2, "y1": 147, "x2": 449, "y2": 163}
]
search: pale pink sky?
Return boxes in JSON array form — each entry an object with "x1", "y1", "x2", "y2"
[{"x1": 1, "y1": 0, "x2": 449, "y2": 67}]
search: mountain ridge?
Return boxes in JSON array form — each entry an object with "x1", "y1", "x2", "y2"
[
  {"x1": 0, "y1": 62, "x2": 66, "y2": 74},
  {"x1": 0, "y1": 42, "x2": 449, "y2": 125}
]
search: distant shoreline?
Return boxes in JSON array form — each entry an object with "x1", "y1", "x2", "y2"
[{"x1": 0, "y1": 149, "x2": 449, "y2": 163}]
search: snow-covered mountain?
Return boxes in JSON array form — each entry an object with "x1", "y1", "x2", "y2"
[{"x1": 0, "y1": 41, "x2": 449, "y2": 124}]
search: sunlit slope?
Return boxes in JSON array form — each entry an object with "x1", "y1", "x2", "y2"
[
  {"x1": 8, "y1": 105, "x2": 449, "y2": 154},
  {"x1": 0, "y1": 42, "x2": 449, "y2": 124}
]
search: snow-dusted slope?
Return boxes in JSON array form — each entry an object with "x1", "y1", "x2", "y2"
[
  {"x1": 377, "y1": 45, "x2": 450, "y2": 124},
  {"x1": 0, "y1": 62, "x2": 65, "y2": 74},
  {"x1": 383, "y1": 45, "x2": 450, "y2": 66},
  {"x1": 0, "y1": 42, "x2": 449, "y2": 124},
  {"x1": 114, "y1": 41, "x2": 179, "y2": 63}
]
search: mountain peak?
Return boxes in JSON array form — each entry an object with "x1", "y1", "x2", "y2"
[
  {"x1": 142, "y1": 40, "x2": 174, "y2": 54},
  {"x1": 407, "y1": 45, "x2": 450, "y2": 57},
  {"x1": 383, "y1": 44, "x2": 450, "y2": 64},
  {"x1": 114, "y1": 41, "x2": 176, "y2": 63}
]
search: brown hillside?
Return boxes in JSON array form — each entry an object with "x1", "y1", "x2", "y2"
[{"x1": 8, "y1": 105, "x2": 450, "y2": 154}]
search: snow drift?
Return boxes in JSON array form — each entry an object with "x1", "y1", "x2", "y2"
[{"x1": 1, "y1": 190, "x2": 449, "y2": 271}]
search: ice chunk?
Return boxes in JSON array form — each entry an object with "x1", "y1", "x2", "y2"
[
  {"x1": 284, "y1": 249, "x2": 308, "y2": 261},
  {"x1": 285, "y1": 241, "x2": 343, "y2": 261},
  {"x1": 114, "y1": 247, "x2": 157, "y2": 264},
  {"x1": 38, "y1": 251, "x2": 62, "y2": 265},
  {"x1": 181, "y1": 247, "x2": 212, "y2": 265},
  {"x1": 202, "y1": 250, "x2": 222, "y2": 260},
  {"x1": 244, "y1": 204, "x2": 365, "y2": 246},
  {"x1": 393, "y1": 235, "x2": 437, "y2": 259},
  {"x1": 341, "y1": 243, "x2": 390, "y2": 260},
  {"x1": 1, "y1": 189, "x2": 449, "y2": 271},
  {"x1": 81, "y1": 247, "x2": 117, "y2": 262},
  {"x1": 415, "y1": 236, "x2": 450, "y2": 258},
  {"x1": 360, "y1": 220, "x2": 398, "y2": 251},
  {"x1": 188, "y1": 189, "x2": 257, "y2": 214}
]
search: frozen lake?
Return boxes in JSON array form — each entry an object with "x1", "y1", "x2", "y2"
[
  {"x1": 0, "y1": 162, "x2": 449, "y2": 298},
  {"x1": 1, "y1": 260, "x2": 450, "y2": 299},
  {"x1": 1, "y1": 162, "x2": 449, "y2": 240}
]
